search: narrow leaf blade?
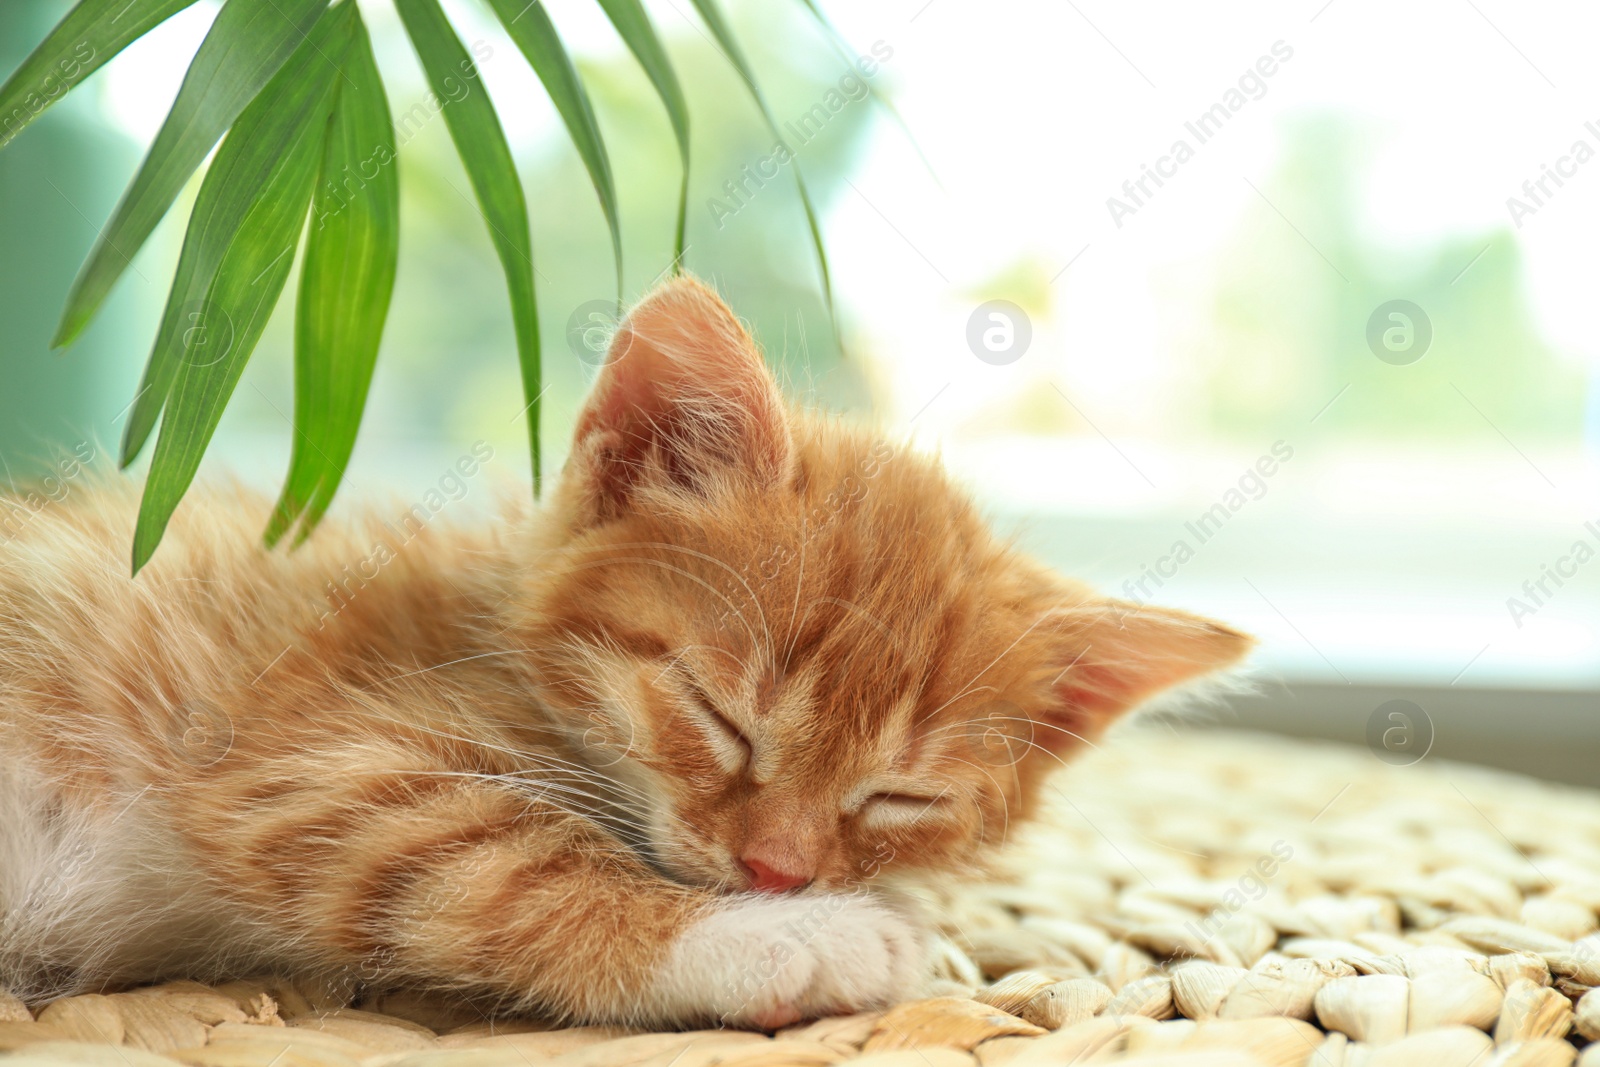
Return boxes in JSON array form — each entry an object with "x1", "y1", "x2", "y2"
[
  {"x1": 395, "y1": 0, "x2": 542, "y2": 490},
  {"x1": 131, "y1": 4, "x2": 353, "y2": 573},
  {"x1": 688, "y1": 0, "x2": 835, "y2": 324},
  {"x1": 788, "y1": 0, "x2": 936, "y2": 184},
  {"x1": 594, "y1": 0, "x2": 689, "y2": 264},
  {"x1": 482, "y1": 0, "x2": 621, "y2": 296},
  {"x1": 119, "y1": 0, "x2": 346, "y2": 467},
  {"x1": 0, "y1": 0, "x2": 199, "y2": 150},
  {"x1": 55, "y1": 0, "x2": 332, "y2": 350},
  {"x1": 265, "y1": 6, "x2": 399, "y2": 547}
]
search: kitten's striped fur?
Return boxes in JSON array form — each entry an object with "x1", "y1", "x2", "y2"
[{"x1": 0, "y1": 278, "x2": 1250, "y2": 1026}]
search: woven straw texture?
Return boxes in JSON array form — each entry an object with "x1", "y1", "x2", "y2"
[{"x1": 4, "y1": 727, "x2": 1599, "y2": 1067}]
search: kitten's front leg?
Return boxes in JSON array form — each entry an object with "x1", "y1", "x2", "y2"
[
  {"x1": 378, "y1": 823, "x2": 927, "y2": 1027},
  {"x1": 192, "y1": 748, "x2": 924, "y2": 1026}
]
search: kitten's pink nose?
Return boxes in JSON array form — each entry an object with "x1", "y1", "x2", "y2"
[{"x1": 738, "y1": 855, "x2": 812, "y2": 893}]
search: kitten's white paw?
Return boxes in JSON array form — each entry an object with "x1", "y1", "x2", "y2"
[{"x1": 652, "y1": 893, "x2": 926, "y2": 1028}]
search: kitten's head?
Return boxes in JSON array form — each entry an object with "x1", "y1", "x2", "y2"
[{"x1": 511, "y1": 277, "x2": 1250, "y2": 892}]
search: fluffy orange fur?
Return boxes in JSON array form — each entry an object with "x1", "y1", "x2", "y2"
[{"x1": 0, "y1": 278, "x2": 1251, "y2": 1027}]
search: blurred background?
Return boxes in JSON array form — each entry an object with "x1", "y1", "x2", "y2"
[{"x1": 3, "y1": 0, "x2": 1597, "y2": 782}]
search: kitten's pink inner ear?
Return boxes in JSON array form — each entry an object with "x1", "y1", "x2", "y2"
[
  {"x1": 570, "y1": 277, "x2": 793, "y2": 517},
  {"x1": 1047, "y1": 602, "x2": 1254, "y2": 733}
]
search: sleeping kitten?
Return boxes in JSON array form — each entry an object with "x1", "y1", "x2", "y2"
[{"x1": 0, "y1": 277, "x2": 1250, "y2": 1027}]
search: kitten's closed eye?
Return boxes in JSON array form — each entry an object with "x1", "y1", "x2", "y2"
[
  {"x1": 857, "y1": 791, "x2": 951, "y2": 826},
  {"x1": 686, "y1": 683, "x2": 752, "y2": 772}
]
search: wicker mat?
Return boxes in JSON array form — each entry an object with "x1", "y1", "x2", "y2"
[{"x1": 4, "y1": 727, "x2": 1599, "y2": 1067}]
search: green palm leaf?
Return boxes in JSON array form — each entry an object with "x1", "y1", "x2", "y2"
[
  {"x1": 55, "y1": 0, "x2": 332, "y2": 351},
  {"x1": 265, "y1": 5, "x2": 398, "y2": 548},
  {"x1": 595, "y1": 0, "x2": 690, "y2": 265},
  {"x1": 482, "y1": 0, "x2": 621, "y2": 297},
  {"x1": 0, "y1": 0, "x2": 199, "y2": 150},
  {"x1": 0, "y1": 0, "x2": 851, "y2": 571},
  {"x1": 395, "y1": 0, "x2": 543, "y2": 490},
  {"x1": 117, "y1": 0, "x2": 340, "y2": 466},
  {"x1": 687, "y1": 0, "x2": 834, "y2": 324},
  {"x1": 131, "y1": 1, "x2": 354, "y2": 574}
]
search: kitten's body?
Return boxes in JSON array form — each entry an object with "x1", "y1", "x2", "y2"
[
  {"x1": 0, "y1": 480, "x2": 524, "y2": 996},
  {"x1": 0, "y1": 279, "x2": 1248, "y2": 1026}
]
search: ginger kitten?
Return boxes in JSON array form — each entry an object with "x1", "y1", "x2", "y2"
[{"x1": 0, "y1": 277, "x2": 1250, "y2": 1027}]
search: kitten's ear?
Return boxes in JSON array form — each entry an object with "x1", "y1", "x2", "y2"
[
  {"x1": 1040, "y1": 602, "x2": 1253, "y2": 742},
  {"x1": 564, "y1": 277, "x2": 793, "y2": 523}
]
